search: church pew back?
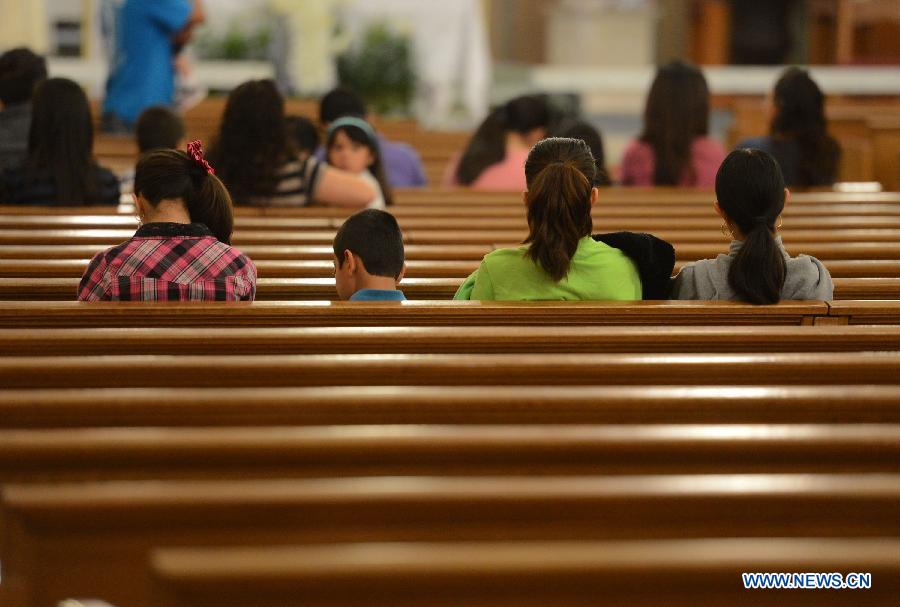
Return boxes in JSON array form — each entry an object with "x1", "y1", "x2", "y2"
[
  {"x1": 3, "y1": 474, "x2": 897, "y2": 607},
  {"x1": 149, "y1": 538, "x2": 900, "y2": 607}
]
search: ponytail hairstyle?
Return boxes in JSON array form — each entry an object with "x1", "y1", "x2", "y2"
[
  {"x1": 770, "y1": 67, "x2": 840, "y2": 187},
  {"x1": 134, "y1": 142, "x2": 235, "y2": 245},
  {"x1": 717, "y1": 149, "x2": 787, "y2": 305},
  {"x1": 26, "y1": 77, "x2": 99, "y2": 205},
  {"x1": 325, "y1": 117, "x2": 394, "y2": 206},
  {"x1": 523, "y1": 137, "x2": 596, "y2": 282},
  {"x1": 456, "y1": 95, "x2": 550, "y2": 186},
  {"x1": 639, "y1": 61, "x2": 710, "y2": 186}
]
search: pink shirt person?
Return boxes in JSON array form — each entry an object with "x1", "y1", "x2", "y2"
[
  {"x1": 620, "y1": 137, "x2": 726, "y2": 187},
  {"x1": 442, "y1": 148, "x2": 530, "y2": 190}
]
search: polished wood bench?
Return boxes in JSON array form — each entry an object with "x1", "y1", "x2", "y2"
[
  {"x1": 0, "y1": 301, "x2": 830, "y2": 328},
  {"x1": 1, "y1": 242, "x2": 899, "y2": 262},
  {"x1": 1, "y1": 351, "x2": 899, "y2": 389},
  {"x1": 4, "y1": 424, "x2": 897, "y2": 484},
  {"x1": 3, "y1": 474, "x2": 897, "y2": 607},
  {"x1": 3, "y1": 384, "x2": 897, "y2": 428},
  {"x1": 827, "y1": 300, "x2": 900, "y2": 324},
  {"x1": 1, "y1": 258, "x2": 899, "y2": 279},
  {"x1": 0, "y1": 276, "x2": 894, "y2": 300},
  {"x1": 2, "y1": 325, "x2": 900, "y2": 356},
  {"x1": 150, "y1": 538, "x2": 900, "y2": 607}
]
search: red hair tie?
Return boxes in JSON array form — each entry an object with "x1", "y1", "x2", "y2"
[{"x1": 187, "y1": 140, "x2": 215, "y2": 175}]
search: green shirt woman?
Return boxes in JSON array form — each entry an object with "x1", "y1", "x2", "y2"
[{"x1": 454, "y1": 137, "x2": 642, "y2": 301}]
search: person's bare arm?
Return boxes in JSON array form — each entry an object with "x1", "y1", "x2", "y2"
[
  {"x1": 173, "y1": 0, "x2": 206, "y2": 47},
  {"x1": 313, "y1": 166, "x2": 377, "y2": 208}
]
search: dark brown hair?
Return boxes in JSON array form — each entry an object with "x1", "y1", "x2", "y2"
[
  {"x1": 134, "y1": 149, "x2": 235, "y2": 244},
  {"x1": 771, "y1": 67, "x2": 840, "y2": 187},
  {"x1": 717, "y1": 149, "x2": 786, "y2": 304},
  {"x1": 456, "y1": 95, "x2": 549, "y2": 186},
  {"x1": 207, "y1": 79, "x2": 295, "y2": 204},
  {"x1": 26, "y1": 78, "x2": 99, "y2": 205},
  {"x1": 639, "y1": 61, "x2": 710, "y2": 185},
  {"x1": 523, "y1": 137, "x2": 596, "y2": 282}
]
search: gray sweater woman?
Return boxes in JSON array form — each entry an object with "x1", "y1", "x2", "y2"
[{"x1": 672, "y1": 236, "x2": 834, "y2": 301}]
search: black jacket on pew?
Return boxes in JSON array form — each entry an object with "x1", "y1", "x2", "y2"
[{"x1": 593, "y1": 232, "x2": 676, "y2": 300}]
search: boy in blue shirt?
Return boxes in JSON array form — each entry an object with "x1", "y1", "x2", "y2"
[
  {"x1": 333, "y1": 209, "x2": 407, "y2": 301},
  {"x1": 102, "y1": 0, "x2": 204, "y2": 132}
]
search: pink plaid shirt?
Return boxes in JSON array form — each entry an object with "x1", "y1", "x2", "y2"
[{"x1": 77, "y1": 223, "x2": 256, "y2": 301}]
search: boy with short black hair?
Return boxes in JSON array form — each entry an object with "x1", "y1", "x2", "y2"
[
  {"x1": 332, "y1": 209, "x2": 406, "y2": 301},
  {"x1": 135, "y1": 106, "x2": 186, "y2": 153}
]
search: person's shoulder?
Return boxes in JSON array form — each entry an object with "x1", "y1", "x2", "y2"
[
  {"x1": 622, "y1": 139, "x2": 651, "y2": 158},
  {"x1": 380, "y1": 137, "x2": 421, "y2": 160},
  {"x1": 784, "y1": 253, "x2": 834, "y2": 299},
  {"x1": 692, "y1": 136, "x2": 726, "y2": 157},
  {"x1": 735, "y1": 136, "x2": 773, "y2": 152}
]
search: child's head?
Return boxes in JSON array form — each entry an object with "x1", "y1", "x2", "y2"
[
  {"x1": 332, "y1": 209, "x2": 405, "y2": 300},
  {"x1": 0, "y1": 47, "x2": 47, "y2": 108},
  {"x1": 285, "y1": 115, "x2": 320, "y2": 157},
  {"x1": 326, "y1": 117, "x2": 393, "y2": 205},
  {"x1": 134, "y1": 142, "x2": 235, "y2": 244},
  {"x1": 136, "y1": 106, "x2": 185, "y2": 153},
  {"x1": 640, "y1": 60, "x2": 710, "y2": 185},
  {"x1": 522, "y1": 137, "x2": 597, "y2": 282},
  {"x1": 715, "y1": 148, "x2": 788, "y2": 304}
]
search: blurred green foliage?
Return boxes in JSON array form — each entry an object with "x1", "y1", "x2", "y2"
[{"x1": 337, "y1": 22, "x2": 416, "y2": 115}]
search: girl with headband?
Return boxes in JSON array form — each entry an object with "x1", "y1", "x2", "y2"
[{"x1": 326, "y1": 116, "x2": 393, "y2": 208}]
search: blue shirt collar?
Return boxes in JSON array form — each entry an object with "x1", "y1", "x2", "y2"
[{"x1": 349, "y1": 289, "x2": 406, "y2": 301}]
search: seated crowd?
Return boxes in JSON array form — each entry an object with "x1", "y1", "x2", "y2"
[{"x1": 0, "y1": 48, "x2": 841, "y2": 305}]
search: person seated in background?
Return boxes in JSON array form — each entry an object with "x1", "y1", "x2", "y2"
[
  {"x1": 621, "y1": 61, "x2": 725, "y2": 187},
  {"x1": 553, "y1": 118, "x2": 611, "y2": 186},
  {"x1": 0, "y1": 78, "x2": 120, "y2": 206},
  {"x1": 118, "y1": 105, "x2": 187, "y2": 193},
  {"x1": 736, "y1": 67, "x2": 841, "y2": 188},
  {"x1": 317, "y1": 87, "x2": 427, "y2": 188},
  {"x1": 207, "y1": 79, "x2": 374, "y2": 208},
  {"x1": 332, "y1": 209, "x2": 406, "y2": 301},
  {"x1": 102, "y1": 0, "x2": 205, "y2": 132},
  {"x1": 672, "y1": 148, "x2": 833, "y2": 304},
  {"x1": 0, "y1": 47, "x2": 47, "y2": 171},
  {"x1": 454, "y1": 137, "x2": 642, "y2": 301},
  {"x1": 443, "y1": 95, "x2": 550, "y2": 191},
  {"x1": 78, "y1": 142, "x2": 256, "y2": 301},
  {"x1": 326, "y1": 116, "x2": 393, "y2": 209},
  {"x1": 285, "y1": 114, "x2": 320, "y2": 157}
]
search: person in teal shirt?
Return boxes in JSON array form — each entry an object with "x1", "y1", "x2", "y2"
[
  {"x1": 333, "y1": 209, "x2": 407, "y2": 302},
  {"x1": 454, "y1": 137, "x2": 641, "y2": 301}
]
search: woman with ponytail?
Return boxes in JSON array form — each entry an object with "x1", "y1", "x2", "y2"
[
  {"x1": 442, "y1": 95, "x2": 550, "y2": 190},
  {"x1": 78, "y1": 141, "x2": 256, "y2": 301},
  {"x1": 737, "y1": 67, "x2": 840, "y2": 187},
  {"x1": 672, "y1": 149, "x2": 832, "y2": 304},
  {"x1": 454, "y1": 138, "x2": 641, "y2": 300}
]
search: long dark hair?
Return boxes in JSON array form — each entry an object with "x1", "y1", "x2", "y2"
[
  {"x1": 770, "y1": 67, "x2": 840, "y2": 187},
  {"x1": 456, "y1": 95, "x2": 549, "y2": 186},
  {"x1": 523, "y1": 137, "x2": 596, "y2": 282},
  {"x1": 639, "y1": 61, "x2": 710, "y2": 185},
  {"x1": 717, "y1": 149, "x2": 787, "y2": 305},
  {"x1": 134, "y1": 148, "x2": 235, "y2": 245},
  {"x1": 326, "y1": 122, "x2": 394, "y2": 206},
  {"x1": 207, "y1": 79, "x2": 295, "y2": 204},
  {"x1": 26, "y1": 78, "x2": 99, "y2": 205}
]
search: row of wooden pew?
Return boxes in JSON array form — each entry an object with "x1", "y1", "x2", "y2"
[{"x1": 2, "y1": 188, "x2": 899, "y2": 606}]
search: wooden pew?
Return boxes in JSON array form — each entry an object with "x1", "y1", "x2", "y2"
[
  {"x1": 3, "y1": 384, "x2": 898, "y2": 428},
  {"x1": 2, "y1": 325, "x2": 900, "y2": 357},
  {"x1": 150, "y1": 538, "x2": 900, "y2": 607},
  {"x1": 827, "y1": 300, "x2": 900, "y2": 324},
  {"x1": 3, "y1": 424, "x2": 897, "y2": 484},
  {"x1": 1, "y1": 242, "x2": 899, "y2": 261},
  {"x1": 0, "y1": 276, "x2": 894, "y2": 300},
  {"x1": 1, "y1": 351, "x2": 899, "y2": 389},
  {"x1": 0, "y1": 301, "x2": 830, "y2": 328},
  {"x1": 3, "y1": 474, "x2": 897, "y2": 607},
  {"x1": 2, "y1": 258, "x2": 899, "y2": 279}
]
